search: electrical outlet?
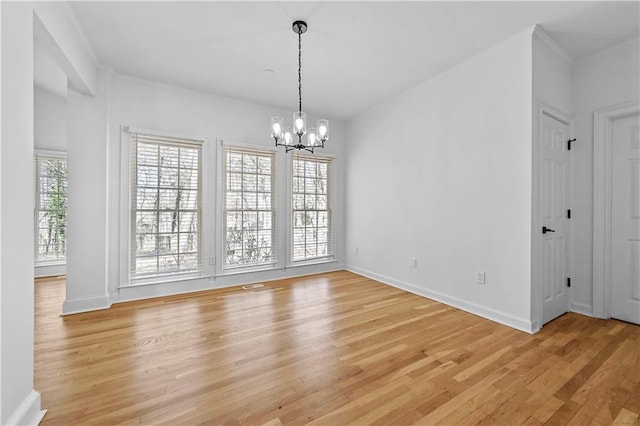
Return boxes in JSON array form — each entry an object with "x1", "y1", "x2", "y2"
[
  {"x1": 209, "y1": 256, "x2": 216, "y2": 265},
  {"x1": 355, "y1": 246, "x2": 359, "y2": 256},
  {"x1": 475, "y1": 271, "x2": 485, "y2": 284},
  {"x1": 410, "y1": 257, "x2": 417, "y2": 268}
]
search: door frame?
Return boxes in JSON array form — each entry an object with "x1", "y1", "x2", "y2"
[
  {"x1": 532, "y1": 100, "x2": 574, "y2": 332},
  {"x1": 592, "y1": 101, "x2": 640, "y2": 319}
]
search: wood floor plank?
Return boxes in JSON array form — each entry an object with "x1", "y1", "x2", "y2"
[{"x1": 34, "y1": 271, "x2": 640, "y2": 425}]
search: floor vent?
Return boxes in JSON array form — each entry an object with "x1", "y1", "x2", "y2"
[{"x1": 242, "y1": 283, "x2": 264, "y2": 290}]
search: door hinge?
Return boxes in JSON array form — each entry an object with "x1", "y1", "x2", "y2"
[
  {"x1": 567, "y1": 138, "x2": 576, "y2": 151},
  {"x1": 567, "y1": 277, "x2": 571, "y2": 288},
  {"x1": 567, "y1": 209, "x2": 571, "y2": 219}
]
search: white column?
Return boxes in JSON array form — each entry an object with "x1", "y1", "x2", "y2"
[
  {"x1": 1, "y1": 2, "x2": 46, "y2": 424},
  {"x1": 64, "y1": 69, "x2": 112, "y2": 314}
]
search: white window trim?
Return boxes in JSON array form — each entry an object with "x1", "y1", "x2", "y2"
[
  {"x1": 287, "y1": 152, "x2": 337, "y2": 267},
  {"x1": 35, "y1": 259, "x2": 66, "y2": 267},
  {"x1": 216, "y1": 139, "x2": 280, "y2": 276},
  {"x1": 119, "y1": 125, "x2": 211, "y2": 287},
  {"x1": 34, "y1": 149, "x2": 68, "y2": 265},
  {"x1": 35, "y1": 149, "x2": 67, "y2": 159}
]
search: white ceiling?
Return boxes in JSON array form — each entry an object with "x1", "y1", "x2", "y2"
[{"x1": 69, "y1": 1, "x2": 640, "y2": 120}]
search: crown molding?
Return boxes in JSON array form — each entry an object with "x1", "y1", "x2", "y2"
[{"x1": 533, "y1": 25, "x2": 574, "y2": 65}]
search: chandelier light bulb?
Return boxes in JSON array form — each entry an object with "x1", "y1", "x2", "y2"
[
  {"x1": 271, "y1": 116, "x2": 284, "y2": 140},
  {"x1": 293, "y1": 111, "x2": 306, "y2": 137},
  {"x1": 317, "y1": 119, "x2": 329, "y2": 143},
  {"x1": 307, "y1": 128, "x2": 318, "y2": 146},
  {"x1": 284, "y1": 128, "x2": 293, "y2": 145}
]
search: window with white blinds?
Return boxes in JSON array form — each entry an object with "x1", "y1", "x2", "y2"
[
  {"x1": 223, "y1": 146, "x2": 276, "y2": 269},
  {"x1": 130, "y1": 132, "x2": 203, "y2": 278},
  {"x1": 291, "y1": 154, "x2": 333, "y2": 261},
  {"x1": 34, "y1": 153, "x2": 67, "y2": 263}
]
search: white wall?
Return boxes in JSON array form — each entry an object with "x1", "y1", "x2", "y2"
[
  {"x1": 34, "y1": 86, "x2": 67, "y2": 153},
  {"x1": 532, "y1": 32, "x2": 573, "y2": 116},
  {"x1": 571, "y1": 37, "x2": 640, "y2": 313},
  {"x1": 345, "y1": 30, "x2": 534, "y2": 332},
  {"x1": 89, "y1": 73, "x2": 345, "y2": 304},
  {"x1": 34, "y1": 39, "x2": 67, "y2": 99}
]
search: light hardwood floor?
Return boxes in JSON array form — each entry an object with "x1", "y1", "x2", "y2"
[{"x1": 35, "y1": 271, "x2": 639, "y2": 425}]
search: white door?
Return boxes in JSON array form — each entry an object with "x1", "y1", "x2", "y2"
[
  {"x1": 542, "y1": 114, "x2": 570, "y2": 325},
  {"x1": 611, "y1": 113, "x2": 640, "y2": 325}
]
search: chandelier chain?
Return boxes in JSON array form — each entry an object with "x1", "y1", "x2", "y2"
[{"x1": 298, "y1": 30, "x2": 302, "y2": 113}]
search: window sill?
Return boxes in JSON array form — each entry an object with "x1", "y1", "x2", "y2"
[
  {"x1": 216, "y1": 264, "x2": 281, "y2": 278},
  {"x1": 35, "y1": 260, "x2": 66, "y2": 267},
  {"x1": 124, "y1": 272, "x2": 210, "y2": 288},
  {"x1": 286, "y1": 258, "x2": 336, "y2": 269}
]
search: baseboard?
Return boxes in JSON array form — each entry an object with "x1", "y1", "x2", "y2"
[
  {"x1": 62, "y1": 294, "x2": 111, "y2": 315},
  {"x1": 34, "y1": 263, "x2": 66, "y2": 278},
  {"x1": 5, "y1": 390, "x2": 46, "y2": 426},
  {"x1": 571, "y1": 302, "x2": 593, "y2": 317},
  {"x1": 530, "y1": 319, "x2": 541, "y2": 334},
  {"x1": 346, "y1": 266, "x2": 535, "y2": 334}
]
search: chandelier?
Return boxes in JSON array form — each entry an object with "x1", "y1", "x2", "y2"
[{"x1": 271, "y1": 20, "x2": 329, "y2": 153}]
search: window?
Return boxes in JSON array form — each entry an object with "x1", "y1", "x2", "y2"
[
  {"x1": 130, "y1": 132, "x2": 203, "y2": 278},
  {"x1": 292, "y1": 154, "x2": 333, "y2": 261},
  {"x1": 34, "y1": 153, "x2": 67, "y2": 263},
  {"x1": 223, "y1": 146, "x2": 276, "y2": 269}
]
